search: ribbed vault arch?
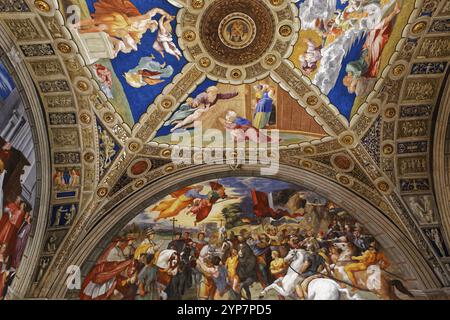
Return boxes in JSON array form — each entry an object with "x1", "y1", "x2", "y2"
[{"x1": 432, "y1": 69, "x2": 450, "y2": 253}]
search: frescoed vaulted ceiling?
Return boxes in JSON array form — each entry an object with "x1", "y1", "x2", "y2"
[{"x1": 0, "y1": 0, "x2": 450, "y2": 300}]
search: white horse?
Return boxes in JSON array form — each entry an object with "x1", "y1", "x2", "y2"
[
  {"x1": 331, "y1": 242, "x2": 382, "y2": 292},
  {"x1": 259, "y1": 249, "x2": 359, "y2": 300},
  {"x1": 333, "y1": 241, "x2": 356, "y2": 262},
  {"x1": 306, "y1": 278, "x2": 359, "y2": 300},
  {"x1": 156, "y1": 249, "x2": 178, "y2": 272},
  {"x1": 155, "y1": 249, "x2": 179, "y2": 300},
  {"x1": 260, "y1": 249, "x2": 305, "y2": 299}
]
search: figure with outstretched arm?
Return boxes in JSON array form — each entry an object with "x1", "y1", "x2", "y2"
[
  {"x1": 78, "y1": 1, "x2": 170, "y2": 31},
  {"x1": 170, "y1": 87, "x2": 238, "y2": 132},
  {"x1": 170, "y1": 104, "x2": 208, "y2": 132},
  {"x1": 77, "y1": 1, "x2": 171, "y2": 55},
  {"x1": 164, "y1": 98, "x2": 197, "y2": 127},
  {"x1": 193, "y1": 86, "x2": 239, "y2": 109},
  {"x1": 78, "y1": 1, "x2": 166, "y2": 33}
]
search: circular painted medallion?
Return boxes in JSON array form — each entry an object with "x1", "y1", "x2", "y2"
[
  {"x1": 130, "y1": 161, "x2": 149, "y2": 176},
  {"x1": 199, "y1": 0, "x2": 275, "y2": 66},
  {"x1": 218, "y1": 13, "x2": 257, "y2": 50}
]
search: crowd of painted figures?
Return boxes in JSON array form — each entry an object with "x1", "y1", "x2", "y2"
[
  {"x1": 0, "y1": 196, "x2": 32, "y2": 299},
  {"x1": 80, "y1": 211, "x2": 413, "y2": 300}
]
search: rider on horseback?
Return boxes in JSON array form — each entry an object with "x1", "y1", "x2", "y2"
[
  {"x1": 344, "y1": 241, "x2": 388, "y2": 289},
  {"x1": 295, "y1": 243, "x2": 331, "y2": 300},
  {"x1": 134, "y1": 228, "x2": 161, "y2": 261}
]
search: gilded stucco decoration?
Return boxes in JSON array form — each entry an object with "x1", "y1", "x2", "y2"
[{"x1": 0, "y1": 0, "x2": 448, "y2": 300}]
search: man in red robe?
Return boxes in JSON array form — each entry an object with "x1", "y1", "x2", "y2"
[
  {"x1": 0, "y1": 196, "x2": 26, "y2": 255},
  {"x1": 343, "y1": 2, "x2": 401, "y2": 95},
  {"x1": 0, "y1": 199, "x2": 16, "y2": 235},
  {"x1": 251, "y1": 189, "x2": 290, "y2": 220},
  {"x1": 0, "y1": 137, "x2": 30, "y2": 205},
  {"x1": 80, "y1": 238, "x2": 133, "y2": 300},
  {"x1": 190, "y1": 182, "x2": 228, "y2": 223}
]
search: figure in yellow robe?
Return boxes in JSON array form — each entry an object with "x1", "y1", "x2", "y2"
[
  {"x1": 133, "y1": 228, "x2": 161, "y2": 261},
  {"x1": 344, "y1": 245, "x2": 378, "y2": 287},
  {"x1": 151, "y1": 186, "x2": 206, "y2": 221},
  {"x1": 269, "y1": 250, "x2": 286, "y2": 279},
  {"x1": 225, "y1": 249, "x2": 239, "y2": 292},
  {"x1": 78, "y1": 1, "x2": 170, "y2": 55}
]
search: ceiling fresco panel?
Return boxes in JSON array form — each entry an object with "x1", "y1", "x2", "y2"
[
  {"x1": 60, "y1": 0, "x2": 187, "y2": 126},
  {"x1": 291, "y1": 0, "x2": 413, "y2": 120}
]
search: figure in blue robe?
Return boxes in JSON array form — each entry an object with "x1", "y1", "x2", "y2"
[{"x1": 253, "y1": 90, "x2": 273, "y2": 129}]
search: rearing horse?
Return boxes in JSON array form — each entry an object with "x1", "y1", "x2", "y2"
[
  {"x1": 259, "y1": 248, "x2": 306, "y2": 299},
  {"x1": 259, "y1": 249, "x2": 359, "y2": 300}
]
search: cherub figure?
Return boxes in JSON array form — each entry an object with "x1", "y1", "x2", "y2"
[{"x1": 153, "y1": 14, "x2": 182, "y2": 60}]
